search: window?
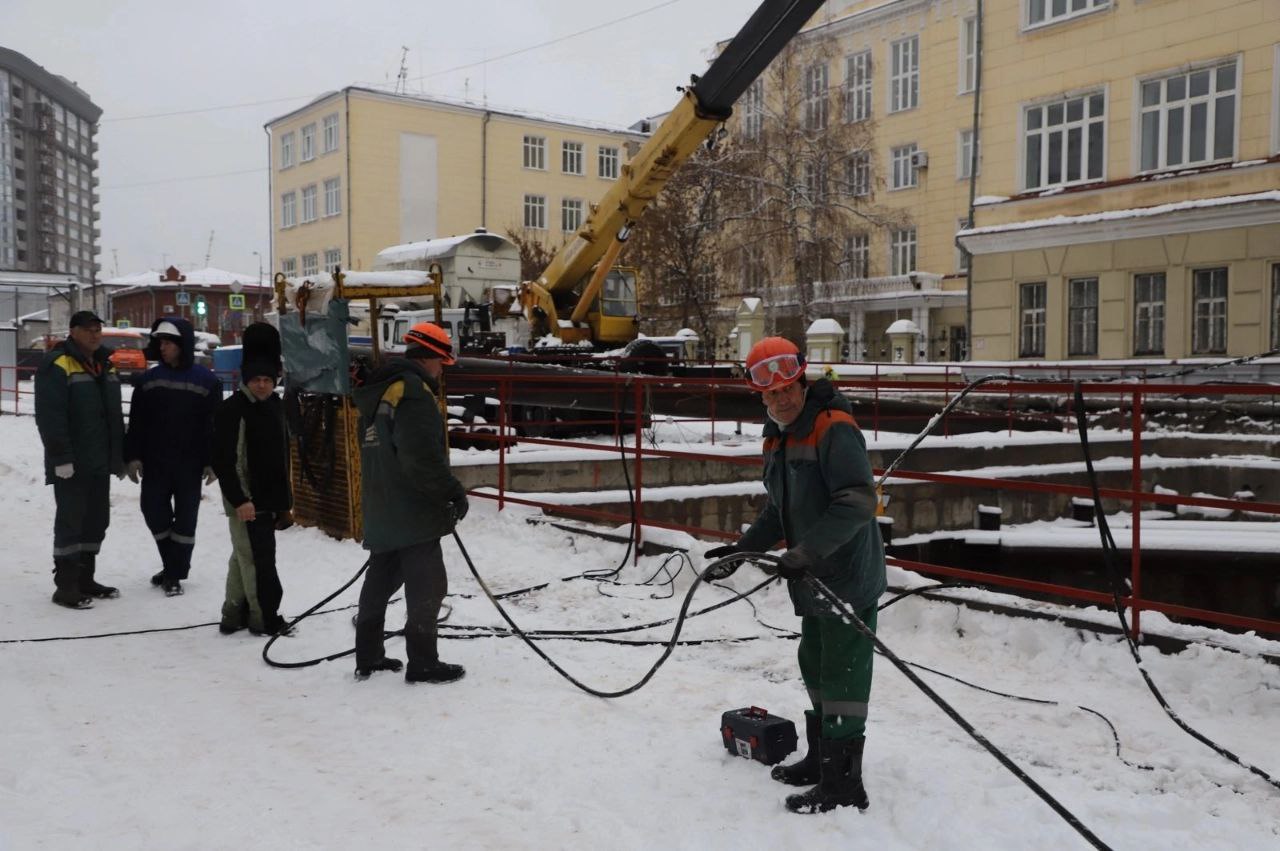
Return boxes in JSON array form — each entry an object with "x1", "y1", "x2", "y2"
[
  {"x1": 1019, "y1": 282, "x2": 1047, "y2": 357},
  {"x1": 890, "y1": 227, "x2": 916, "y2": 276},
  {"x1": 1271, "y1": 264, "x2": 1280, "y2": 349},
  {"x1": 741, "y1": 80, "x2": 764, "y2": 140},
  {"x1": 321, "y1": 113, "x2": 339, "y2": 154},
  {"x1": 804, "y1": 62, "x2": 829, "y2": 131},
  {"x1": 324, "y1": 248, "x2": 341, "y2": 270},
  {"x1": 561, "y1": 198, "x2": 583, "y2": 232},
  {"x1": 523, "y1": 194, "x2": 546, "y2": 229},
  {"x1": 281, "y1": 257, "x2": 297, "y2": 277},
  {"x1": 1139, "y1": 60, "x2": 1237, "y2": 172},
  {"x1": 842, "y1": 233, "x2": 869, "y2": 278},
  {"x1": 281, "y1": 192, "x2": 296, "y2": 228},
  {"x1": 804, "y1": 159, "x2": 827, "y2": 202},
  {"x1": 301, "y1": 123, "x2": 316, "y2": 162},
  {"x1": 302, "y1": 253, "x2": 318, "y2": 278},
  {"x1": 1026, "y1": 0, "x2": 1109, "y2": 28},
  {"x1": 890, "y1": 36, "x2": 919, "y2": 113},
  {"x1": 280, "y1": 132, "x2": 295, "y2": 168},
  {"x1": 891, "y1": 144, "x2": 919, "y2": 189},
  {"x1": 1192, "y1": 267, "x2": 1228, "y2": 354},
  {"x1": 959, "y1": 17, "x2": 978, "y2": 94},
  {"x1": 958, "y1": 129, "x2": 979, "y2": 178},
  {"x1": 598, "y1": 146, "x2": 619, "y2": 179},
  {"x1": 956, "y1": 219, "x2": 971, "y2": 272},
  {"x1": 1133, "y1": 272, "x2": 1166, "y2": 355},
  {"x1": 562, "y1": 141, "x2": 584, "y2": 175},
  {"x1": 301, "y1": 184, "x2": 317, "y2": 223},
  {"x1": 323, "y1": 178, "x2": 341, "y2": 217},
  {"x1": 523, "y1": 135, "x2": 546, "y2": 170},
  {"x1": 1068, "y1": 277, "x2": 1098, "y2": 356},
  {"x1": 843, "y1": 51, "x2": 872, "y2": 124},
  {"x1": 1023, "y1": 92, "x2": 1105, "y2": 190},
  {"x1": 846, "y1": 151, "x2": 871, "y2": 196}
]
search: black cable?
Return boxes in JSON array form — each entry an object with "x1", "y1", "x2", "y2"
[
  {"x1": 1071, "y1": 382, "x2": 1280, "y2": 793},
  {"x1": 262, "y1": 558, "x2": 371, "y2": 669}
]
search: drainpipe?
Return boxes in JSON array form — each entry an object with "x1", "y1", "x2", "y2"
[
  {"x1": 264, "y1": 119, "x2": 274, "y2": 293},
  {"x1": 345, "y1": 89, "x2": 353, "y2": 268},
  {"x1": 481, "y1": 109, "x2": 491, "y2": 228},
  {"x1": 963, "y1": 0, "x2": 984, "y2": 362}
]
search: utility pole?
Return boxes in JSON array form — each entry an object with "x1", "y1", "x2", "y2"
[{"x1": 395, "y1": 47, "x2": 409, "y2": 94}]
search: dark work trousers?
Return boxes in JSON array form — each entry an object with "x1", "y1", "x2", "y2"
[
  {"x1": 140, "y1": 463, "x2": 203, "y2": 580},
  {"x1": 52, "y1": 474, "x2": 110, "y2": 559},
  {"x1": 354, "y1": 538, "x2": 448, "y2": 670},
  {"x1": 797, "y1": 605, "x2": 878, "y2": 740},
  {"x1": 221, "y1": 503, "x2": 284, "y2": 634}
]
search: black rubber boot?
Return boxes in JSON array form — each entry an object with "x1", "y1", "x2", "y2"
[
  {"x1": 51, "y1": 559, "x2": 93, "y2": 609},
  {"x1": 772, "y1": 712, "x2": 821, "y2": 786},
  {"x1": 79, "y1": 554, "x2": 119, "y2": 599},
  {"x1": 405, "y1": 661, "x2": 465, "y2": 684},
  {"x1": 785, "y1": 737, "x2": 869, "y2": 814},
  {"x1": 354, "y1": 657, "x2": 404, "y2": 680}
]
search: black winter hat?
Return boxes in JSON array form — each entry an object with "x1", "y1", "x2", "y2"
[{"x1": 241, "y1": 359, "x2": 279, "y2": 383}]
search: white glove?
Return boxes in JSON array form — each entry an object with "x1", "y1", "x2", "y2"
[
  {"x1": 126, "y1": 460, "x2": 143, "y2": 483},
  {"x1": 55, "y1": 463, "x2": 75, "y2": 479},
  {"x1": 203, "y1": 466, "x2": 217, "y2": 486}
]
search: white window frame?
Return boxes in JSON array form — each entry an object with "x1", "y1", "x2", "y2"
[
  {"x1": 959, "y1": 17, "x2": 978, "y2": 95},
  {"x1": 958, "y1": 129, "x2": 979, "y2": 179},
  {"x1": 890, "y1": 144, "x2": 918, "y2": 190},
  {"x1": 280, "y1": 132, "x2": 295, "y2": 169},
  {"x1": 741, "y1": 80, "x2": 764, "y2": 140},
  {"x1": 523, "y1": 194, "x2": 546, "y2": 230},
  {"x1": 324, "y1": 247, "x2": 342, "y2": 270},
  {"x1": 1067, "y1": 276, "x2": 1098, "y2": 356},
  {"x1": 956, "y1": 218, "x2": 971, "y2": 273},
  {"x1": 323, "y1": 177, "x2": 341, "y2": 217},
  {"x1": 889, "y1": 36, "x2": 919, "y2": 114},
  {"x1": 804, "y1": 62, "x2": 829, "y2": 131},
  {"x1": 302, "y1": 253, "x2": 318, "y2": 278},
  {"x1": 1192, "y1": 267, "x2": 1228, "y2": 354},
  {"x1": 301, "y1": 184, "x2": 317, "y2": 224},
  {"x1": 1134, "y1": 271, "x2": 1166, "y2": 356},
  {"x1": 1137, "y1": 58, "x2": 1239, "y2": 173},
  {"x1": 321, "y1": 113, "x2": 339, "y2": 154},
  {"x1": 300, "y1": 123, "x2": 316, "y2": 162},
  {"x1": 844, "y1": 51, "x2": 872, "y2": 123},
  {"x1": 523, "y1": 135, "x2": 546, "y2": 171},
  {"x1": 846, "y1": 151, "x2": 871, "y2": 197},
  {"x1": 281, "y1": 257, "x2": 297, "y2": 277},
  {"x1": 1019, "y1": 281, "x2": 1047, "y2": 358},
  {"x1": 561, "y1": 198, "x2": 583, "y2": 232},
  {"x1": 1025, "y1": 0, "x2": 1110, "y2": 31},
  {"x1": 598, "y1": 146, "x2": 619, "y2": 179},
  {"x1": 280, "y1": 192, "x2": 296, "y2": 229},
  {"x1": 1021, "y1": 89, "x2": 1107, "y2": 191},
  {"x1": 562, "y1": 141, "x2": 584, "y2": 176},
  {"x1": 843, "y1": 233, "x2": 869, "y2": 278},
  {"x1": 890, "y1": 227, "x2": 916, "y2": 276}
]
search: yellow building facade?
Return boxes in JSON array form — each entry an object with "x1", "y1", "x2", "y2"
[
  {"x1": 265, "y1": 87, "x2": 642, "y2": 277},
  {"x1": 954, "y1": 0, "x2": 1280, "y2": 361}
]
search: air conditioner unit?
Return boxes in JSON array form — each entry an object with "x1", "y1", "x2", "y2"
[{"x1": 911, "y1": 150, "x2": 929, "y2": 169}]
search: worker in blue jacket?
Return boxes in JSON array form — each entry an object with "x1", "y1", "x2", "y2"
[{"x1": 124, "y1": 317, "x2": 223, "y2": 596}]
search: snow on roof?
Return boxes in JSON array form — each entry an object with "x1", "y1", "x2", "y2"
[
  {"x1": 806, "y1": 317, "x2": 844, "y2": 335},
  {"x1": 340, "y1": 270, "x2": 436, "y2": 288},
  {"x1": 375, "y1": 231, "x2": 515, "y2": 266},
  {"x1": 885, "y1": 319, "x2": 921, "y2": 335},
  {"x1": 961, "y1": 190, "x2": 1280, "y2": 236},
  {"x1": 105, "y1": 267, "x2": 266, "y2": 297}
]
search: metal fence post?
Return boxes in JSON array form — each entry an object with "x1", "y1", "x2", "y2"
[
  {"x1": 633, "y1": 379, "x2": 645, "y2": 564},
  {"x1": 1130, "y1": 387, "x2": 1143, "y2": 640}
]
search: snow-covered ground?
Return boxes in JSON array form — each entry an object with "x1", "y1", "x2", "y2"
[{"x1": 1, "y1": 410, "x2": 1278, "y2": 850}]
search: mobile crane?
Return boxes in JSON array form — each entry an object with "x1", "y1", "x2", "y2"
[{"x1": 518, "y1": 0, "x2": 827, "y2": 351}]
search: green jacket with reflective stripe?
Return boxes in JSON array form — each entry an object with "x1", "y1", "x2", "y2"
[{"x1": 34, "y1": 339, "x2": 126, "y2": 484}]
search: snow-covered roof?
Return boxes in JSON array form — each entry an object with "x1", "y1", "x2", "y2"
[
  {"x1": 806, "y1": 317, "x2": 844, "y2": 335},
  {"x1": 375, "y1": 231, "x2": 516, "y2": 267},
  {"x1": 885, "y1": 319, "x2": 921, "y2": 335},
  {"x1": 960, "y1": 190, "x2": 1280, "y2": 237},
  {"x1": 106, "y1": 267, "x2": 266, "y2": 297}
]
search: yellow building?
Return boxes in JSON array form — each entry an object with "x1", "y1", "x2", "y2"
[
  {"x1": 955, "y1": 0, "x2": 1280, "y2": 361},
  {"x1": 265, "y1": 87, "x2": 643, "y2": 278}
]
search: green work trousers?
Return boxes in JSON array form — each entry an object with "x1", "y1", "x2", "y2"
[{"x1": 797, "y1": 605, "x2": 878, "y2": 740}]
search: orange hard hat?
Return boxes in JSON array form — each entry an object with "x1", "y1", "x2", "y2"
[
  {"x1": 744, "y1": 336, "x2": 804, "y2": 391},
  {"x1": 403, "y1": 321, "x2": 456, "y2": 365}
]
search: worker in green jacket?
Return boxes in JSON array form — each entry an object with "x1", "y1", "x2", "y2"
[
  {"x1": 34, "y1": 310, "x2": 127, "y2": 608},
  {"x1": 705, "y1": 336, "x2": 885, "y2": 814},
  {"x1": 351, "y1": 321, "x2": 468, "y2": 685}
]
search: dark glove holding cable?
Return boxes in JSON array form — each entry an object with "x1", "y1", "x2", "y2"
[
  {"x1": 703, "y1": 543, "x2": 745, "y2": 581},
  {"x1": 449, "y1": 495, "x2": 470, "y2": 524},
  {"x1": 770, "y1": 548, "x2": 812, "y2": 581}
]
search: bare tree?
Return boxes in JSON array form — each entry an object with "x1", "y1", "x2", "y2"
[{"x1": 505, "y1": 228, "x2": 556, "y2": 282}]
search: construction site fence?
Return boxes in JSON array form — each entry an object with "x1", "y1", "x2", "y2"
[{"x1": 444, "y1": 366, "x2": 1280, "y2": 641}]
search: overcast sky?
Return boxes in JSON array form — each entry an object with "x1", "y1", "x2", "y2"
[{"x1": 7, "y1": 0, "x2": 779, "y2": 280}]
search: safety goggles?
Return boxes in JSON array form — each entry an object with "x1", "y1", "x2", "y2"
[{"x1": 747, "y1": 353, "x2": 803, "y2": 390}]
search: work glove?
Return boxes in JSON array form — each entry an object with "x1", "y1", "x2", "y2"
[
  {"x1": 449, "y1": 495, "x2": 470, "y2": 524},
  {"x1": 203, "y1": 466, "x2": 217, "y2": 486},
  {"x1": 54, "y1": 463, "x2": 75, "y2": 479},
  {"x1": 126, "y1": 460, "x2": 143, "y2": 483},
  {"x1": 771, "y1": 548, "x2": 812, "y2": 581},
  {"x1": 703, "y1": 543, "x2": 745, "y2": 581}
]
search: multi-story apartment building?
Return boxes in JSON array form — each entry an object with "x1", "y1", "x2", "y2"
[
  {"x1": 265, "y1": 88, "x2": 643, "y2": 282},
  {"x1": 0, "y1": 47, "x2": 101, "y2": 327},
  {"x1": 953, "y1": 0, "x2": 1280, "y2": 361}
]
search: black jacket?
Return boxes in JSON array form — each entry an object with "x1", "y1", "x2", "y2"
[
  {"x1": 125, "y1": 317, "x2": 222, "y2": 470},
  {"x1": 212, "y1": 386, "x2": 291, "y2": 512}
]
